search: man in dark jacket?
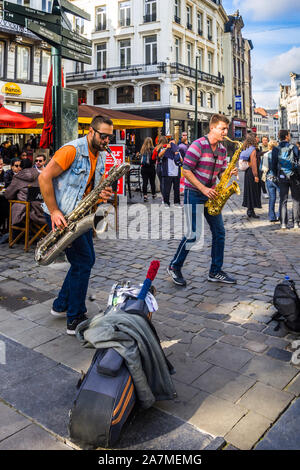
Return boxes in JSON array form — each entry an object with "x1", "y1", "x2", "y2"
[
  {"x1": 158, "y1": 138, "x2": 182, "y2": 207},
  {"x1": 272, "y1": 130, "x2": 300, "y2": 229},
  {"x1": 4, "y1": 158, "x2": 22, "y2": 188}
]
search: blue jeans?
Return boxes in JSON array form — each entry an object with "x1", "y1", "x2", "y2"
[
  {"x1": 45, "y1": 213, "x2": 95, "y2": 321},
  {"x1": 266, "y1": 179, "x2": 280, "y2": 221},
  {"x1": 170, "y1": 188, "x2": 225, "y2": 275}
]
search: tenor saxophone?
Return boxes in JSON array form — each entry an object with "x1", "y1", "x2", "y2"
[
  {"x1": 204, "y1": 136, "x2": 243, "y2": 216},
  {"x1": 35, "y1": 146, "x2": 130, "y2": 266}
]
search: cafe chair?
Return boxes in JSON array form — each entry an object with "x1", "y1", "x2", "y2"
[{"x1": 8, "y1": 186, "x2": 48, "y2": 252}]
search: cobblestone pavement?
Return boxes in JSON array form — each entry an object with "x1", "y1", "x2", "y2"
[{"x1": 0, "y1": 184, "x2": 300, "y2": 450}]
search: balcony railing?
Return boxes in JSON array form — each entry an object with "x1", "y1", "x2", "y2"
[
  {"x1": 143, "y1": 14, "x2": 157, "y2": 23},
  {"x1": 208, "y1": 34, "x2": 213, "y2": 41},
  {"x1": 95, "y1": 23, "x2": 107, "y2": 32},
  {"x1": 66, "y1": 62, "x2": 167, "y2": 83},
  {"x1": 198, "y1": 28, "x2": 203, "y2": 36},
  {"x1": 170, "y1": 62, "x2": 224, "y2": 86},
  {"x1": 174, "y1": 15, "x2": 181, "y2": 24},
  {"x1": 187, "y1": 22, "x2": 192, "y2": 31}
]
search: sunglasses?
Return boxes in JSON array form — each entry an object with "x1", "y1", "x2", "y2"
[
  {"x1": 36, "y1": 159, "x2": 44, "y2": 163},
  {"x1": 92, "y1": 128, "x2": 113, "y2": 141},
  {"x1": 14, "y1": 164, "x2": 21, "y2": 167}
]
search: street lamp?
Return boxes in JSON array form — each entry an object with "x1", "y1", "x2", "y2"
[{"x1": 194, "y1": 55, "x2": 201, "y2": 141}]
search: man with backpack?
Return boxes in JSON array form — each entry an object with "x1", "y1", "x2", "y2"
[{"x1": 272, "y1": 130, "x2": 300, "y2": 229}]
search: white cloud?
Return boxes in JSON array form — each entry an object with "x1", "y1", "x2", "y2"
[
  {"x1": 262, "y1": 46, "x2": 300, "y2": 82},
  {"x1": 233, "y1": 0, "x2": 300, "y2": 20}
]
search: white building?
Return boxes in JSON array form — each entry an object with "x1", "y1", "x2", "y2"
[
  {"x1": 279, "y1": 72, "x2": 300, "y2": 142},
  {"x1": 65, "y1": 0, "x2": 228, "y2": 144},
  {"x1": 252, "y1": 107, "x2": 279, "y2": 141}
]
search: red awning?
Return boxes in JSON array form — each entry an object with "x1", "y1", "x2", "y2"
[{"x1": 0, "y1": 104, "x2": 37, "y2": 129}]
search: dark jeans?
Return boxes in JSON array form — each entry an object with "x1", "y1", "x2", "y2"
[
  {"x1": 45, "y1": 213, "x2": 95, "y2": 321},
  {"x1": 170, "y1": 188, "x2": 225, "y2": 275},
  {"x1": 162, "y1": 175, "x2": 180, "y2": 205},
  {"x1": 278, "y1": 176, "x2": 300, "y2": 225},
  {"x1": 266, "y1": 179, "x2": 281, "y2": 221},
  {"x1": 141, "y1": 166, "x2": 156, "y2": 196}
]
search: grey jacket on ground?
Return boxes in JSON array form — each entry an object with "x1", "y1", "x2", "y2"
[{"x1": 76, "y1": 308, "x2": 177, "y2": 409}]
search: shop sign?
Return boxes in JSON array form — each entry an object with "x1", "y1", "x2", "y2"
[
  {"x1": 235, "y1": 95, "x2": 242, "y2": 111},
  {"x1": 1, "y1": 83, "x2": 22, "y2": 95},
  {"x1": 104, "y1": 145, "x2": 125, "y2": 196}
]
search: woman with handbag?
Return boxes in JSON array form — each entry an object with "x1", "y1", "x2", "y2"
[
  {"x1": 241, "y1": 134, "x2": 262, "y2": 218},
  {"x1": 139, "y1": 137, "x2": 156, "y2": 202}
]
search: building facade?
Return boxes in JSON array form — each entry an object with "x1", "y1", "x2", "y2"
[
  {"x1": 223, "y1": 10, "x2": 253, "y2": 140},
  {"x1": 0, "y1": 1, "x2": 51, "y2": 114},
  {"x1": 252, "y1": 107, "x2": 279, "y2": 141},
  {"x1": 65, "y1": 0, "x2": 228, "y2": 145},
  {"x1": 279, "y1": 72, "x2": 300, "y2": 142}
]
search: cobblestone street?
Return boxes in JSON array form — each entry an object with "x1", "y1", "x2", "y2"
[{"x1": 0, "y1": 187, "x2": 300, "y2": 450}]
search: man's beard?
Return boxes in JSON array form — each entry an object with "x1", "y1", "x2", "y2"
[{"x1": 92, "y1": 135, "x2": 106, "y2": 151}]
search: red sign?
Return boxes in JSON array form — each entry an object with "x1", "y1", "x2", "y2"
[
  {"x1": 251, "y1": 127, "x2": 257, "y2": 133},
  {"x1": 104, "y1": 144, "x2": 125, "y2": 195}
]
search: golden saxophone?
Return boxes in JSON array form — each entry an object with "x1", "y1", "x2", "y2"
[
  {"x1": 35, "y1": 146, "x2": 130, "y2": 266},
  {"x1": 204, "y1": 136, "x2": 242, "y2": 216}
]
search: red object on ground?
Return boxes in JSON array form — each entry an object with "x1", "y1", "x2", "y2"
[
  {"x1": 0, "y1": 104, "x2": 37, "y2": 129},
  {"x1": 39, "y1": 66, "x2": 65, "y2": 149},
  {"x1": 146, "y1": 260, "x2": 160, "y2": 281}
]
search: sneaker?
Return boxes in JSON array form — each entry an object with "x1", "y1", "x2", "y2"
[
  {"x1": 208, "y1": 271, "x2": 237, "y2": 284},
  {"x1": 51, "y1": 308, "x2": 67, "y2": 318},
  {"x1": 281, "y1": 224, "x2": 287, "y2": 230},
  {"x1": 167, "y1": 265, "x2": 187, "y2": 287},
  {"x1": 143, "y1": 196, "x2": 148, "y2": 202},
  {"x1": 66, "y1": 314, "x2": 88, "y2": 335},
  {"x1": 293, "y1": 223, "x2": 300, "y2": 229},
  {"x1": 263, "y1": 193, "x2": 269, "y2": 199},
  {"x1": 164, "y1": 203, "x2": 170, "y2": 208},
  {"x1": 152, "y1": 194, "x2": 157, "y2": 200},
  {"x1": 173, "y1": 203, "x2": 183, "y2": 208}
]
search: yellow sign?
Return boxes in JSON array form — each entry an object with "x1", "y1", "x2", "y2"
[{"x1": 1, "y1": 82, "x2": 22, "y2": 95}]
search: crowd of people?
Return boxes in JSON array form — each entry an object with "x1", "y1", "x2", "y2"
[
  {"x1": 138, "y1": 129, "x2": 300, "y2": 230},
  {"x1": 0, "y1": 137, "x2": 47, "y2": 241}
]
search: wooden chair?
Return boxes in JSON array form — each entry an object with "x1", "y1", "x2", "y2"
[{"x1": 8, "y1": 186, "x2": 48, "y2": 252}]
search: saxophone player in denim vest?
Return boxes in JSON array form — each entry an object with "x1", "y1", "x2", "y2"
[{"x1": 39, "y1": 115, "x2": 113, "y2": 335}]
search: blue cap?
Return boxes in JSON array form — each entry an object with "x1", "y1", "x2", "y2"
[{"x1": 285, "y1": 276, "x2": 290, "y2": 280}]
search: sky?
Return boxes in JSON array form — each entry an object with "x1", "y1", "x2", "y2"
[{"x1": 222, "y1": 0, "x2": 300, "y2": 109}]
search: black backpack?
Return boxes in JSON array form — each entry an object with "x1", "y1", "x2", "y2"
[{"x1": 269, "y1": 279, "x2": 300, "y2": 332}]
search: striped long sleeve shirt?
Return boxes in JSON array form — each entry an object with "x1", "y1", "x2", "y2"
[{"x1": 182, "y1": 136, "x2": 227, "y2": 190}]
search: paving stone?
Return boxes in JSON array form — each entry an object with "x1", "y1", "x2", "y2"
[
  {"x1": 188, "y1": 336, "x2": 216, "y2": 358},
  {"x1": 223, "y1": 324, "x2": 246, "y2": 336},
  {"x1": 285, "y1": 373, "x2": 300, "y2": 396},
  {"x1": 244, "y1": 331, "x2": 267, "y2": 343},
  {"x1": 0, "y1": 401, "x2": 31, "y2": 442},
  {"x1": 0, "y1": 423, "x2": 72, "y2": 450},
  {"x1": 198, "y1": 342, "x2": 253, "y2": 372},
  {"x1": 255, "y1": 398, "x2": 300, "y2": 450},
  {"x1": 237, "y1": 382, "x2": 294, "y2": 421},
  {"x1": 240, "y1": 355, "x2": 298, "y2": 389},
  {"x1": 199, "y1": 329, "x2": 224, "y2": 340},
  {"x1": 266, "y1": 347, "x2": 293, "y2": 362},
  {"x1": 192, "y1": 365, "x2": 256, "y2": 402},
  {"x1": 9, "y1": 325, "x2": 62, "y2": 349},
  {"x1": 219, "y1": 335, "x2": 245, "y2": 347},
  {"x1": 241, "y1": 322, "x2": 266, "y2": 332},
  {"x1": 225, "y1": 411, "x2": 272, "y2": 450},
  {"x1": 243, "y1": 341, "x2": 269, "y2": 353},
  {"x1": 170, "y1": 356, "x2": 212, "y2": 385}
]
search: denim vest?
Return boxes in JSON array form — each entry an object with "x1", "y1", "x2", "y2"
[{"x1": 42, "y1": 136, "x2": 106, "y2": 216}]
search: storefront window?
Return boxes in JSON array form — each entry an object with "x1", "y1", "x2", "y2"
[
  {"x1": 16, "y1": 45, "x2": 30, "y2": 81},
  {"x1": 142, "y1": 84, "x2": 160, "y2": 102},
  {"x1": 94, "y1": 88, "x2": 109, "y2": 105},
  {"x1": 117, "y1": 86, "x2": 134, "y2": 104},
  {"x1": 41, "y1": 50, "x2": 51, "y2": 83}
]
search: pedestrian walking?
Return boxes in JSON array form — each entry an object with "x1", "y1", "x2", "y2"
[
  {"x1": 167, "y1": 114, "x2": 237, "y2": 287},
  {"x1": 258, "y1": 136, "x2": 269, "y2": 199},
  {"x1": 139, "y1": 137, "x2": 156, "y2": 202},
  {"x1": 158, "y1": 137, "x2": 182, "y2": 207},
  {"x1": 152, "y1": 135, "x2": 168, "y2": 192},
  {"x1": 271, "y1": 129, "x2": 300, "y2": 229},
  {"x1": 242, "y1": 134, "x2": 262, "y2": 218},
  {"x1": 260, "y1": 140, "x2": 281, "y2": 222}
]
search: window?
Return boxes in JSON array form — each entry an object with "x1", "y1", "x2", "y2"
[
  {"x1": 186, "y1": 5, "x2": 192, "y2": 29},
  {"x1": 207, "y1": 92, "x2": 214, "y2": 109},
  {"x1": 78, "y1": 89, "x2": 87, "y2": 105},
  {"x1": 144, "y1": 0, "x2": 157, "y2": 22},
  {"x1": 207, "y1": 18, "x2": 212, "y2": 40},
  {"x1": 174, "y1": 0, "x2": 180, "y2": 22},
  {"x1": 199, "y1": 90, "x2": 205, "y2": 107},
  {"x1": 175, "y1": 37, "x2": 181, "y2": 62},
  {"x1": 117, "y1": 86, "x2": 134, "y2": 104},
  {"x1": 197, "y1": 12, "x2": 203, "y2": 35},
  {"x1": 207, "y1": 51, "x2": 213, "y2": 74},
  {"x1": 145, "y1": 35, "x2": 157, "y2": 65},
  {"x1": 75, "y1": 17, "x2": 84, "y2": 35},
  {"x1": 16, "y1": 45, "x2": 30, "y2": 81},
  {"x1": 96, "y1": 43, "x2": 107, "y2": 70},
  {"x1": 119, "y1": 1, "x2": 131, "y2": 27},
  {"x1": 197, "y1": 49, "x2": 203, "y2": 71},
  {"x1": 187, "y1": 42, "x2": 192, "y2": 67},
  {"x1": 96, "y1": 6, "x2": 107, "y2": 31},
  {"x1": 142, "y1": 84, "x2": 160, "y2": 102},
  {"x1": 174, "y1": 85, "x2": 181, "y2": 103},
  {"x1": 41, "y1": 0, "x2": 52, "y2": 12},
  {"x1": 94, "y1": 88, "x2": 109, "y2": 105},
  {"x1": 41, "y1": 50, "x2": 51, "y2": 83},
  {"x1": 75, "y1": 62, "x2": 84, "y2": 73},
  {"x1": 0, "y1": 42, "x2": 5, "y2": 78},
  {"x1": 120, "y1": 39, "x2": 131, "y2": 68},
  {"x1": 186, "y1": 87, "x2": 193, "y2": 105}
]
